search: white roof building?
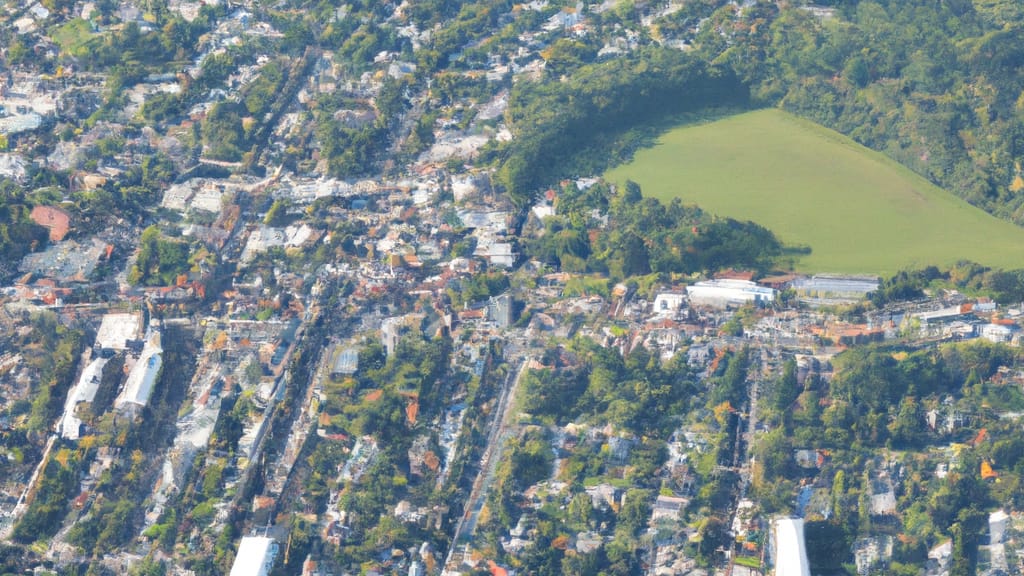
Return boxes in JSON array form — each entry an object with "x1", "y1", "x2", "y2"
[
  {"x1": 331, "y1": 347, "x2": 359, "y2": 375},
  {"x1": 652, "y1": 292, "x2": 686, "y2": 315},
  {"x1": 792, "y1": 275, "x2": 879, "y2": 298},
  {"x1": 29, "y1": 3, "x2": 51, "y2": 19},
  {"x1": 474, "y1": 236, "x2": 516, "y2": 268},
  {"x1": 229, "y1": 536, "x2": 278, "y2": 576},
  {"x1": 990, "y1": 509, "x2": 1009, "y2": 545},
  {"x1": 241, "y1": 224, "x2": 317, "y2": 262},
  {"x1": 116, "y1": 329, "x2": 163, "y2": 411},
  {"x1": 95, "y1": 313, "x2": 141, "y2": 350},
  {"x1": 451, "y1": 176, "x2": 478, "y2": 202},
  {"x1": 531, "y1": 204, "x2": 555, "y2": 220},
  {"x1": 458, "y1": 210, "x2": 509, "y2": 234},
  {"x1": 483, "y1": 242, "x2": 515, "y2": 268},
  {"x1": 981, "y1": 323, "x2": 1014, "y2": 343},
  {"x1": 773, "y1": 517, "x2": 811, "y2": 576},
  {"x1": 0, "y1": 153, "x2": 28, "y2": 181},
  {"x1": 0, "y1": 113, "x2": 42, "y2": 135},
  {"x1": 190, "y1": 184, "x2": 229, "y2": 213},
  {"x1": 159, "y1": 181, "x2": 197, "y2": 211},
  {"x1": 686, "y1": 279, "x2": 775, "y2": 308},
  {"x1": 60, "y1": 357, "x2": 108, "y2": 439}
]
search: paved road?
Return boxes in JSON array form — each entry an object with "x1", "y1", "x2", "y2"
[{"x1": 444, "y1": 356, "x2": 530, "y2": 567}]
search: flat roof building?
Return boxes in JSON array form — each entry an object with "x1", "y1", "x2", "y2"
[
  {"x1": 19, "y1": 238, "x2": 108, "y2": 283},
  {"x1": 60, "y1": 357, "x2": 108, "y2": 440},
  {"x1": 686, "y1": 279, "x2": 776, "y2": 308},
  {"x1": 229, "y1": 536, "x2": 278, "y2": 576},
  {"x1": 0, "y1": 112, "x2": 42, "y2": 135},
  {"x1": 773, "y1": 517, "x2": 811, "y2": 576},
  {"x1": 115, "y1": 329, "x2": 162, "y2": 411},
  {"x1": 331, "y1": 347, "x2": 359, "y2": 376},
  {"x1": 792, "y1": 275, "x2": 879, "y2": 299},
  {"x1": 488, "y1": 292, "x2": 513, "y2": 328},
  {"x1": 95, "y1": 313, "x2": 141, "y2": 350},
  {"x1": 653, "y1": 291, "x2": 686, "y2": 315}
]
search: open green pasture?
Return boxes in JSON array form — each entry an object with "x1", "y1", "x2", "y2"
[
  {"x1": 605, "y1": 109, "x2": 1024, "y2": 274},
  {"x1": 50, "y1": 18, "x2": 95, "y2": 56}
]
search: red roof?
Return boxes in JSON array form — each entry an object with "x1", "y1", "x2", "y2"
[
  {"x1": 714, "y1": 269, "x2": 755, "y2": 281},
  {"x1": 406, "y1": 400, "x2": 419, "y2": 425}
]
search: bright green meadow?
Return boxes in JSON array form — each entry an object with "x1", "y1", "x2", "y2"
[{"x1": 605, "y1": 109, "x2": 1024, "y2": 274}]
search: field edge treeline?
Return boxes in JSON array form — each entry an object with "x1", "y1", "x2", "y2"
[{"x1": 489, "y1": 46, "x2": 750, "y2": 208}]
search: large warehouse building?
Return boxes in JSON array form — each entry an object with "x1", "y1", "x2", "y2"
[
  {"x1": 686, "y1": 279, "x2": 776, "y2": 308},
  {"x1": 229, "y1": 536, "x2": 278, "y2": 576},
  {"x1": 773, "y1": 517, "x2": 811, "y2": 576},
  {"x1": 115, "y1": 328, "x2": 163, "y2": 412}
]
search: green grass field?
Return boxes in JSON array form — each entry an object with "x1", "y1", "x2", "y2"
[
  {"x1": 50, "y1": 19, "x2": 94, "y2": 56},
  {"x1": 605, "y1": 109, "x2": 1024, "y2": 274}
]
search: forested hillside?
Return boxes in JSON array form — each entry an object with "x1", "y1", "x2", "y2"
[
  {"x1": 494, "y1": 46, "x2": 747, "y2": 207},
  {"x1": 674, "y1": 0, "x2": 1024, "y2": 222}
]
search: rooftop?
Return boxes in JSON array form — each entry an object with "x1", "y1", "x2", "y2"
[
  {"x1": 116, "y1": 330, "x2": 163, "y2": 410},
  {"x1": 773, "y1": 517, "x2": 810, "y2": 576},
  {"x1": 95, "y1": 313, "x2": 141, "y2": 350},
  {"x1": 229, "y1": 536, "x2": 278, "y2": 576}
]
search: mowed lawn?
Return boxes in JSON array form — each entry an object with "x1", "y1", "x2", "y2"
[
  {"x1": 605, "y1": 109, "x2": 1024, "y2": 274},
  {"x1": 50, "y1": 18, "x2": 94, "y2": 56}
]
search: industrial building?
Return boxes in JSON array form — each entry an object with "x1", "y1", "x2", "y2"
[
  {"x1": 115, "y1": 328, "x2": 163, "y2": 411},
  {"x1": 772, "y1": 517, "x2": 811, "y2": 576},
  {"x1": 331, "y1": 347, "x2": 359, "y2": 377},
  {"x1": 686, "y1": 279, "x2": 776, "y2": 308},
  {"x1": 652, "y1": 291, "x2": 686, "y2": 315},
  {"x1": 792, "y1": 275, "x2": 879, "y2": 300},
  {"x1": 60, "y1": 357, "x2": 108, "y2": 440},
  {"x1": 95, "y1": 313, "x2": 141, "y2": 350},
  {"x1": 229, "y1": 536, "x2": 278, "y2": 576}
]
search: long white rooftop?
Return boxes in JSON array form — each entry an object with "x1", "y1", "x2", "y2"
[
  {"x1": 687, "y1": 279, "x2": 776, "y2": 306},
  {"x1": 229, "y1": 536, "x2": 278, "y2": 576},
  {"x1": 116, "y1": 329, "x2": 162, "y2": 410},
  {"x1": 774, "y1": 517, "x2": 811, "y2": 576},
  {"x1": 60, "y1": 357, "x2": 108, "y2": 439}
]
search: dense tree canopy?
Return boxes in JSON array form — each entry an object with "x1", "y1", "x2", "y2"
[
  {"x1": 525, "y1": 180, "x2": 785, "y2": 279},
  {"x1": 128, "y1": 225, "x2": 191, "y2": 286},
  {"x1": 495, "y1": 46, "x2": 748, "y2": 206},
  {"x1": 685, "y1": 0, "x2": 1024, "y2": 224},
  {"x1": 0, "y1": 183, "x2": 49, "y2": 280}
]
